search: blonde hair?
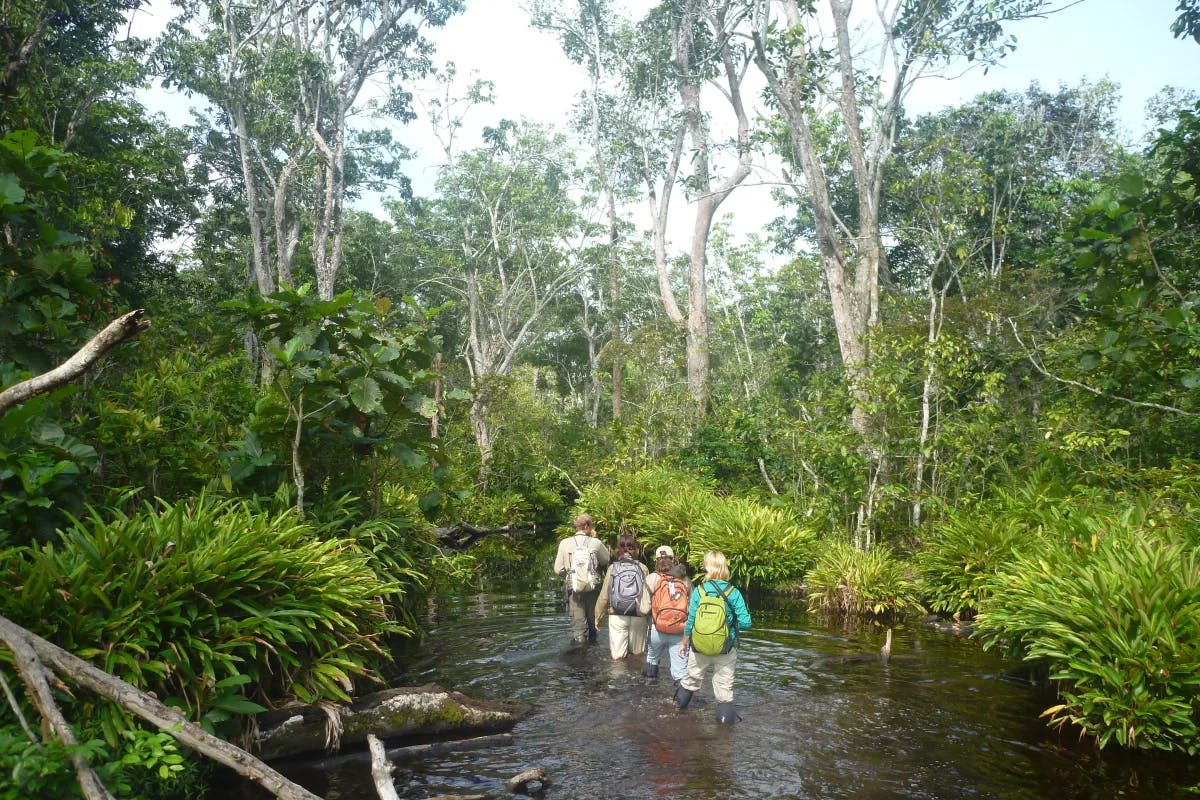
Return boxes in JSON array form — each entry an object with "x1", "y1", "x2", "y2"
[
  {"x1": 573, "y1": 513, "x2": 594, "y2": 532},
  {"x1": 703, "y1": 550, "x2": 730, "y2": 581}
]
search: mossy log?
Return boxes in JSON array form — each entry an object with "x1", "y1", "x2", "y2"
[{"x1": 254, "y1": 685, "x2": 531, "y2": 761}]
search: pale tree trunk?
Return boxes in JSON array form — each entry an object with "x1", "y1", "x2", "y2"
[
  {"x1": 750, "y1": 0, "x2": 900, "y2": 540},
  {"x1": 912, "y1": 272, "x2": 941, "y2": 528},
  {"x1": 581, "y1": 293, "x2": 601, "y2": 427},
  {"x1": 230, "y1": 102, "x2": 274, "y2": 297},
  {"x1": 644, "y1": 124, "x2": 687, "y2": 326},
  {"x1": 673, "y1": 0, "x2": 754, "y2": 411},
  {"x1": 469, "y1": 394, "x2": 494, "y2": 490},
  {"x1": 581, "y1": 7, "x2": 624, "y2": 422},
  {"x1": 300, "y1": 1, "x2": 413, "y2": 299}
]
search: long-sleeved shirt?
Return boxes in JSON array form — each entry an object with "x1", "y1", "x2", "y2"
[
  {"x1": 683, "y1": 578, "x2": 752, "y2": 646},
  {"x1": 553, "y1": 533, "x2": 610, "y2": 576}
]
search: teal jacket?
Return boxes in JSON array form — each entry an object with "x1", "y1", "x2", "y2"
[{"x1": 683, "y1": 579, "x2": 752, "y2": 646}]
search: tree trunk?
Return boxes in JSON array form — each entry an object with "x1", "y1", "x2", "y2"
[
  {"x1": 673, "y1": 0, "x2": 753, "y2": 412},
  {"x1": 253, "y1": 685, "x2": 532, "y2": 761},
  {"x1": 230, "y1": 103, "x2": 274, "y2": 297}
]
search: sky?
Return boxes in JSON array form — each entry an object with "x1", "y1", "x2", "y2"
[{"x1": 131, "y1": 0, "x2": 1200, "y2": 244}]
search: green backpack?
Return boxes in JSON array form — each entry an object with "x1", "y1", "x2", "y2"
[{"x1": 691, "y1": 581, "x2": 734, "y2": 656}]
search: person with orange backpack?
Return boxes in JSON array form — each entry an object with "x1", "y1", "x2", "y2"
[
  {"x1": 643, "y1": 545, "x2": 692, "y2": 684},
  {"x1": 675, "y1": 550, "x2": 752, "y2": 723}
]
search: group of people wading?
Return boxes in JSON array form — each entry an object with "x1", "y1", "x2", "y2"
[{"x1": 553, "y1": 513, "x2": 753, "y2": 724}]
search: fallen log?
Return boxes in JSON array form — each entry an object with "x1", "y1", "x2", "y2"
[
  {"x1": 507, "y1": 767, "x2": 549, "y2": 794},
  {"x1": 254, "y1": 685, "x2": 531, "y2": 761},
  {"x1": 0, "y1": 614, "x2": 321, "y2": 800},
  {"x1": 433, "y1": 522, "x2": 534, "y2": 549}
]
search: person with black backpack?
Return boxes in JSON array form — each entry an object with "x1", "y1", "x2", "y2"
[
  {"x1": 553, "y1": 514, "x2": 611, "y2": 645},
  {"x1": 643, "y1": 545, "x2": 692, "y2": 685},
  {"x1": 675, "y1": 550, "x2": 752, "y2": 723},
  {"x1": 594, "y1": 532, "x2": 651, "y2": 660}
]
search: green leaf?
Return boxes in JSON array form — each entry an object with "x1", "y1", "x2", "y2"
[
  {"x1": 0, "y1": 172, "x2": 25, "y2": 206},
  {"x1": 349, "y1": 376, "x2": 382, "y2": 413},
  {"x1": 211, "y1": 695, "x2": 268, "y2": 715}
]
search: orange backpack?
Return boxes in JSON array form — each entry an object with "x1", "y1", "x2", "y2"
[{"x1": 651, "y1": 573, "x2": 689, "y2": 634}]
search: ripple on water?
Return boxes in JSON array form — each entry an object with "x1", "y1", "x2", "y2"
[{"x1": 298, "y1": 590, "x2": 1200, "y2": 800}]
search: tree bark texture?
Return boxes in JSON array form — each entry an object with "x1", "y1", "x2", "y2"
[
  {"x1": 0, "y1": 310, "x2": 149, "y2": 417},
  {"x1": 253, "y1": 685, "x2": 532, "y2": 761},
  {"x1": 673, "y1": 0, "x2": 753, "y2": 411}
]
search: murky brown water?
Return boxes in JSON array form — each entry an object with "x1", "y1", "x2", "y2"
[{"x1": 273, "y1": 589, "x2": 1200, "y2": 799}]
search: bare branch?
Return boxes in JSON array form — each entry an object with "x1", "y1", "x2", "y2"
[
  {"x1": 0, "y1": 310, "x2": 150, "y2": 418},
  {"x1": 1007, "y1": 318, "x2": 1198, "y2": 417}
]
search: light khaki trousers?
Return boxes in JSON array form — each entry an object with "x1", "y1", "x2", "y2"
[
  {"x1": 681, "y1": 647, "x2": 738, "y2": 703},
  {"x1": 607, "y1": 614, "x2": 648, "y2": 659}
]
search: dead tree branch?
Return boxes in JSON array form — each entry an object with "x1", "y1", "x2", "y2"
[
  {"x1": 0, "y1": 614, "x2": 323, "y2": 800},
  {"x1": 0, "y1": 310, "x2": 150, "y2": 417}
]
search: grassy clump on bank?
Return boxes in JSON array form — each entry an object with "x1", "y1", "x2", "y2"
[
  {"x1": 573, "y1": 466, "x2": 818, "y2": 590},
  {"x1": 976, "y1": 525, "x2": 1200, "y2": 753},
  {"x1": 0, "y1": 495, "x2": 405, "y2": 745}
]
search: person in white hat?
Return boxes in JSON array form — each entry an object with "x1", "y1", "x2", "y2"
[{"x1": 643, "y1": 544, "x2": 692, "y2": 685}]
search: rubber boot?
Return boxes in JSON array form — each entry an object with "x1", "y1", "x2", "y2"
[
  {"x1": 642, "y1": 662, "x2": 659, "y2": 679},
  {"x1": 715, "y1": 702, "x2": 740, "y2": 724},
  {"x1": 674, "y1": 685, "x2": 694, "y2": 710},
  {"x1": 587, "y1": 627, "x2": 598, "y2": 644}
]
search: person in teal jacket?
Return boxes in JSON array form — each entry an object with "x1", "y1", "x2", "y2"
[{"x1": 676, "y1": 550, "x2": 752, "y2": 723}]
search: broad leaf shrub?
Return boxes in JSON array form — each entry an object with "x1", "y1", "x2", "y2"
[
  {"x1": 0, "y1": 719, "x2": 208, "y2": 800},
  {"x1": 573, "y1": 466, "x2": 717, "y2": 556},
  {"x1": 0, "y1": 495, "x2": 403, "y2": 744},
  {"x1": 806, "y1": 540, "x2": 921, "y2": 618},
  {"x1": 914, "y1": 512, "x2": 1036, "y2": 619},
  {"x1": 975, "y1": 530, "x2": 1200, "y2": 753},
  {"x1": 688, "y1": 498, "x2": 817, "y2": 590}
]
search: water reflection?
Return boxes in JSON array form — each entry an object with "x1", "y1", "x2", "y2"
[{"x1": 289, "y1": 590, "x2": 1199, "y2": 800}]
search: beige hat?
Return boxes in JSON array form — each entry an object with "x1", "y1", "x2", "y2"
[{"x1": 655, "y1": 545, "x2": 675, "y2": 559}]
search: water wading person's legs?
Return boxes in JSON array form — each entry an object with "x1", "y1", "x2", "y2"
[{"x1": 569, "y1": 589, "x2": 599, "y2": 644}]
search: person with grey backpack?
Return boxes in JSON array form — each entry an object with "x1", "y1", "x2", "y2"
[
  {"x1": 594, "y1": 532, "x2": 651, "y2": 659},
  {"x1": 554, "y1": 514, "x2": 610, "y2": 645}
]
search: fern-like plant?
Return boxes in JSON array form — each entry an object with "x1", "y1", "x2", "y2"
[
  {"x1": 806, "y1": 540, "x2": 921, "y2": 618},
  {"x1": 975, "y1": 530, "x2": 1200, "y2": 753}
]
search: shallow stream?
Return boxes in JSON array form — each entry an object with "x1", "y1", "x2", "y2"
[{"x1": 277, "y1": 589, "x2": 1200, "y2": 799}]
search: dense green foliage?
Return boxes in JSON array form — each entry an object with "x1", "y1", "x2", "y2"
[
  {"x1": 0, "y1": 497, "x2": 403, "y2": 738},
  {"x1": 805, "y1": 541, "x2": 921, "y2": 618},
  {"x1": 573, "y1": 467, "x2": 817, "y2": 590},
  {"x1": 976, "y1": 528, "x2": 1200, "y2": 753},
  {"x1": 2, "y1": 1, "x2": 1199, "y2": 790}
]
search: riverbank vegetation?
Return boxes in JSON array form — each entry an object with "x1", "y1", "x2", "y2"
[{"x1": 3, "y1": 0, "x2": 1200, "y2": 796}]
